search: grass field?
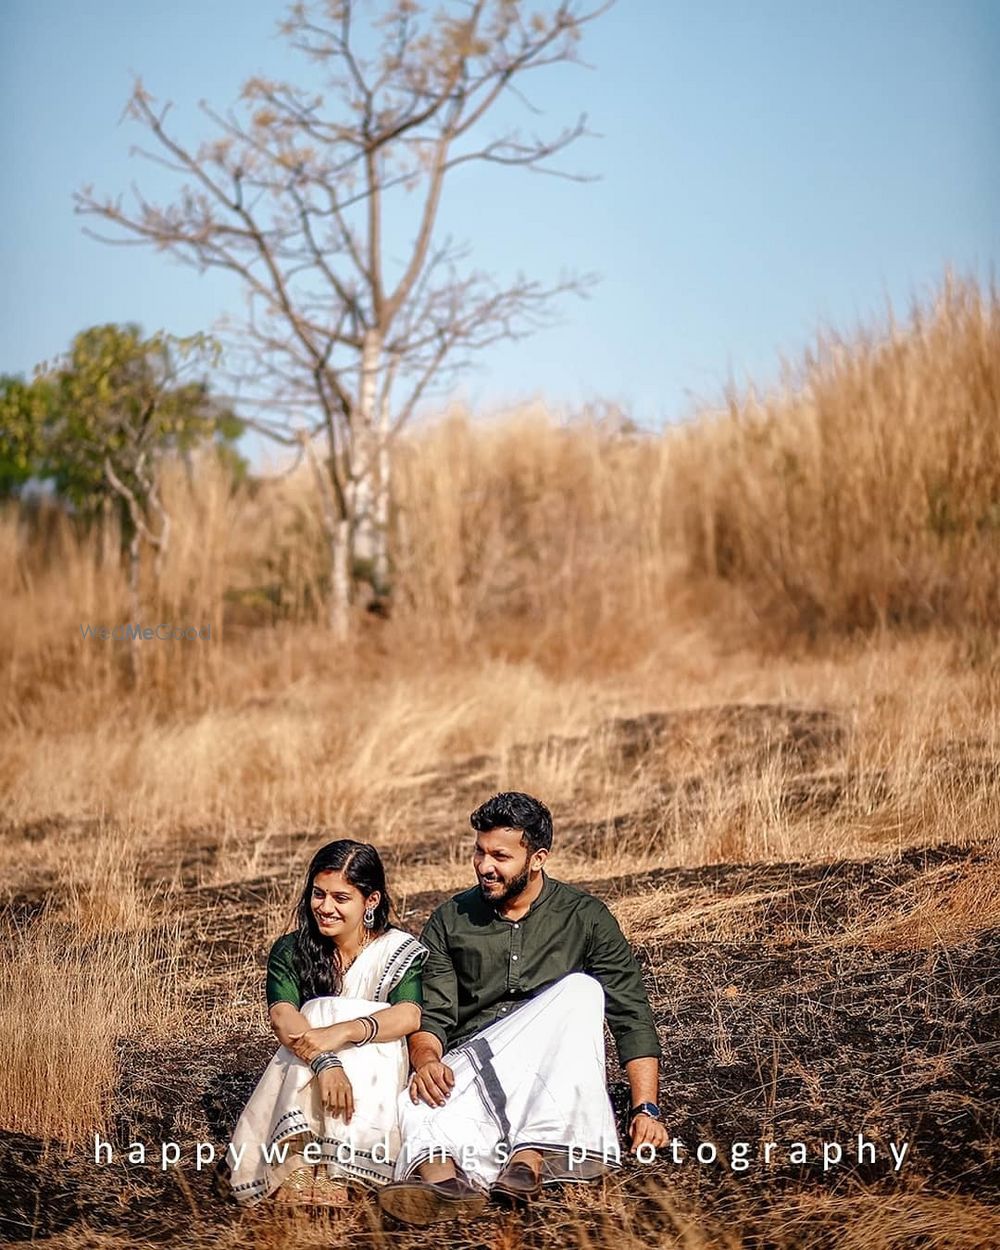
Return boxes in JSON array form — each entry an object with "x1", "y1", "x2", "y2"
[{"x1": 1, "y1": 275, "x2": 998, "y2": 1248}]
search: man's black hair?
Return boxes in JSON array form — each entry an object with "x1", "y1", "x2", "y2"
[{"x1": 470, "y1": 791, "x2": 553, "y2": 853}]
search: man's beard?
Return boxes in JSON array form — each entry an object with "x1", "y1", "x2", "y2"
[{"x1": 479, "y1": 863, "x2": 530, "y2": 905}]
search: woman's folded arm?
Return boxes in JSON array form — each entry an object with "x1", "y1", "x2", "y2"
[
  {"x1": 270, "y1": 999, "x2": 423, "y2": 1062},
  {"x1": 360, "y1": 1000, "x2": 421, "y2": 1043},
  {"x1": 319, "y1": 1002, "x2": 422, "y2": 1049},
  {"x1": 268, "y1": 1000, "x2": 313, "y2": 1048}
]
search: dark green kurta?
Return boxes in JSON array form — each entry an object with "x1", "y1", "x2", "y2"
[{"x1": 419, "y1": 874, "x2": 661, "y2": 1064}]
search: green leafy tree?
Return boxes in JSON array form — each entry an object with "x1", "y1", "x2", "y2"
[
  {"x1": 45, "y1": 324, "x2": 245, "y2": 597},
  {"x1": 0, "y1": 373, "x2": 54, "y2": 499},
  {"x1": 1, "y1": 325, "x2": 246, "y2": 608},
  {"x1": 47, "y1": 323, "x2": 237, "y2": 505}
]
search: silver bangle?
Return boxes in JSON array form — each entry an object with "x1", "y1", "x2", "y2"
[
  {"x1": 310, "y1": 1052, "x2": 343, "y2": 1074},
  {"x1": 355, "y1": 1015, "x2": 379, "y2": 1046}
]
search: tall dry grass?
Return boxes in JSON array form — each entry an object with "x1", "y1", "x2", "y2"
[
  {"x1": 30, "y1": 1176, "x2": 1000, "y2": 1250},
  {"x1": 0, "y1": 273, "x2": 997, "y2": 866},
  {"x1": 391, "y1": 400, "x2": 684, "y2": 664},
  {"x1": 0, "y1": 827, "x2": 185, "y2": 1141},
  {"x1": 665, "y1": 273, "x2": 1000, "y2": 637},
  {"x1": 0, "y1": 917, "x2": 184, "y2": 1142},
  {"x1": 3, "y1": 272, "x2": 997, "y2": 709},
  {"x1": 390, "y1": 274, "x2": 1000, "y2": 648}
]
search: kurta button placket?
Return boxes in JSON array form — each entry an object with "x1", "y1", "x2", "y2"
[{"x1": 509, "y1": 915, "x2": 523, "y2": 990}]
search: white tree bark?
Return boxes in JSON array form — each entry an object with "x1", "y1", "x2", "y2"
[
  {"x1": 371, "y1": 351, "x2": 400, "y2": 600},
  {"x1": 330, "y1": 515, "x2": 351, "y2": 638},
  {"x1": 353, "y1": 329, "x2": 382, "y2": 573},
  {"x1": 302, "y1": 433, "x2": 351, "y2": 641},
  {"x1": 374, "y1": 434, "x2": 391, "y2": 597}
]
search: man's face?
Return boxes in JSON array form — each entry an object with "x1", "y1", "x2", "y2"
[{"x1": 473, "y1": 826, "x2": 536, "y2": 904}]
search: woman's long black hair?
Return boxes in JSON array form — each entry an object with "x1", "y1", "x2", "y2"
[{"x1": 293, "y1": 840, "x2": 392, "y2": 1001}]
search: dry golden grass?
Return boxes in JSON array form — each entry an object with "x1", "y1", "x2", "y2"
[
  {"x1": 762, "y1": 1189, "x2": 1000, "y2": 1250},
  {"x1": 0, "y1": 914, "x2": 184, "y2": 1142},
  {"x1": 665, "y1": 273, "x2": 1000, "y2": 638},
  {"x1": 1, "y1": 632, "x2": 996, "y2": 892},
  {"x1": 0, "y1": 820, "x2": 188, "y2": 1143},
  {"x1": 29, "y1": 1184, "x2": 1000, "y2": 1250},
  {"x1": 2, "y1": 275, "x2": 998, "y2": 717},
  {"x1": 1, "y1": 270, "x2": 998, "y2": 1242},
  {"x1": 854, "y1": 860, "x2": 1000, "y2": 951}
]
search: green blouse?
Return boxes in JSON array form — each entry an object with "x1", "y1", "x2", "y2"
[{"x1": 265, "y1": 931, "x2": 424, "y2": 1009}]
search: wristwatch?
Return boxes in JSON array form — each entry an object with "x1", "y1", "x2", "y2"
[{"x1": 629, "y1": 1102, "x2": 662, "y2": 1122}]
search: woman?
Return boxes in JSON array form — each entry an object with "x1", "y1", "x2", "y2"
[{"x1": 228, "y1": 840, "x2": 427, "y2": 1204}]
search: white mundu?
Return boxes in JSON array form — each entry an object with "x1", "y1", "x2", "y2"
[{"x1": 394, "y1": 973, "x2": 620, "y2": 1189}]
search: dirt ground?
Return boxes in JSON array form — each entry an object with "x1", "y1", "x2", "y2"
[{"x1": 3, "y1": 704, "x2": 999, "y2": 1248}]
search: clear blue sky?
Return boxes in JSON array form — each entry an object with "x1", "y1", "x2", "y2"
[{"x1": 2, "y1": 0, "x2": 997, "y2": 458}]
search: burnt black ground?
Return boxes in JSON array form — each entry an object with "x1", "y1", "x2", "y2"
[
  {"x1": 2, "y1": 845, "x2": 997, "y2": 1246},
  {"x1": 2, "y1": 704, "x2": 998, "y2": 1247}
]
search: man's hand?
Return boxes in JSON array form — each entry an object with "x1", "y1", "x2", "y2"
[
  {"x1": 316, "y1": 1067, "x2": 354, "y2": 1122},
  {"x1": 623, "y1": 1056, "x2": 665, "y2": 1153},
  {"x1": 629, "y1": 1113, "x2": 669, "y2": 1153},
  {"x1": 409, "y1": 1059, "x2": 455, "y2": 1107}
]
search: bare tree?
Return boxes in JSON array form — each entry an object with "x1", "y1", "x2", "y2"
[{"x1": 77, "y1": 0, "x2": 608, "y2": 637}]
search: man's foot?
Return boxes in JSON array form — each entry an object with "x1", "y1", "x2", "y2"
[
  {"x1": 490, "y1": 1150, "x2": 543, "y2": 1205},
  {"x1": 378, "y1": 1176, "x2": 487, "y2": 1226}
]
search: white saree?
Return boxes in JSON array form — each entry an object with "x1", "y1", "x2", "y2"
[
  {"x1": 394, "y1": 973, "x2": 621, "y2": 1189},
  {"x1": 229, "y1": 928, "x2": 426, "y2": 1204}
]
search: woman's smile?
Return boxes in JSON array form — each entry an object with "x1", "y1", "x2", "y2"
[{"x1": 310, "y1": 868, "x2": 377, "y2": 940}]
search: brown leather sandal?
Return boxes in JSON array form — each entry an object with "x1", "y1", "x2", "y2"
[
  {"x1": 378, "y1": 1175, "x2": 487, "y2": 1226},
  {"x1": 490, "y1": 1161, "x2": 543, "y2": 1204}
]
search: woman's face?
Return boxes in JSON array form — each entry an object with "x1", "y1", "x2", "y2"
[{"x1": 310, "y1": 868, "x2": 378, "y2": 942}]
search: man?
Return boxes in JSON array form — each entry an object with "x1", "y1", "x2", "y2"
[{"x1": 378, "y1": 791, "x2": 667, "y2": 1226}]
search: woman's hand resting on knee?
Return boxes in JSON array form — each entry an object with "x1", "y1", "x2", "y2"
[{"x1": 316, "y1": 1066, "x2": 355, "y2": 1122}]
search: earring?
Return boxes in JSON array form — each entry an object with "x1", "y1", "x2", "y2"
[{"x1": 363, "y1": 905, "x2": 376, "y2": 929}]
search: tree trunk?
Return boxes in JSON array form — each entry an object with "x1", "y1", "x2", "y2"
[
  {"x1": 373, "y1": 408, "x2": 391, "y2": 599},
  {"x1": 302, "y1": 432, "x2": 351, "y2": 639},
  {"x1": 126, "y1": 528, "x2": 142, "y2": 686},
  {"x1": 100, "y1": 495, "x2": 117, "y2": 569},
  {"x1": 328, "y1": 515, "x2": 351, "y2": 640},
  {"x1": 352, "y1": 328, "x2": 383, "y2": 597},
  {"x1": 148, "y1": 467, "x2": 170, "y2": 585},
  {"x1": 128, "y1": 529, "x2": 141, "y2": 610}
]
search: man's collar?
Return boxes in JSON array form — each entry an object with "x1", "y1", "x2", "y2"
[
  {"x1": 530, "y1": 871, "x2": 554, "y2": 911},
  {"x1": 493, "y1": 870, "x2": 553, "y2": 921}
]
